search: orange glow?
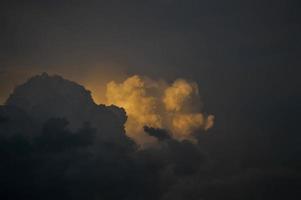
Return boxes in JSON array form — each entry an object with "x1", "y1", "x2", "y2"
[
  {"x1": 104, "y1": 75, "x2": 214, "y2": 146},
  {"x1": 0, "y1": 67, "x2": 214, "y2": 146}
]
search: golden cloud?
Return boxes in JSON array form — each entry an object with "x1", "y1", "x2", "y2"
[{"x1": 105, "y1": 75, "x2": 214, "y2": 146}]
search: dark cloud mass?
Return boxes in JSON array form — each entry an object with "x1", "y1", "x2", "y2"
[
  {"x1": 0, "y1": 74, "x2": 300, "y2": 200},
  {"x1": 144, "y1": 126, "x2": 171, "y2": 141}
]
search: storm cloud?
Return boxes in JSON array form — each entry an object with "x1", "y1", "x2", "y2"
[{"x1": 0, "y1": 73, "x2": 300, "y2": 200}]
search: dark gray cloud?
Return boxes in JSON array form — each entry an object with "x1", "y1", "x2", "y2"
[
  {"x1": 0, "y1": 74, "x2": 300, "y2": 200},
  {"x1": 144, "y1": 126, "x2": 171, "y2": 141}
]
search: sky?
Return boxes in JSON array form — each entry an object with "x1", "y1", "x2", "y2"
[
  {"x1": 1, "y1": 0, "x2": 300, "y2": 131},
  {"x1": 0, "y1": 1, "x2": 300, "y2": 198}
]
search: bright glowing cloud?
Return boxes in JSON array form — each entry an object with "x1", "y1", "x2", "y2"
[
  {"x1": 163, "y1": 79, "x2": 199, "y2": 112},
  {"x1": 105, "y1": 75, "x2": 214, "y2": 146}
]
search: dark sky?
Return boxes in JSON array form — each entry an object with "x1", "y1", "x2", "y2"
[
  {"x1": 0, "y1": 1, "x2": 300, "y2": 130},
  {"x1": 1, "y1": 0, "x2": 300, "y2": 123},
  {"x1": 0, "y1": 1, "x2": 301, "y2": 199}
]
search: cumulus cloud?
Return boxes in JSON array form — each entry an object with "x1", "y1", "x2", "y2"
[
  {"x1": 163, "y1": 79, "x2": 199, "y2": 112},
  {"x1": 105, "y1": 75, "x2": 162, "y2": 145},
  {"x1": 1, "y1": 73, "x2": 300, "y2": 200},
  {"x1": 105, "y1": 75, "x2": 214, "y2": 145}
]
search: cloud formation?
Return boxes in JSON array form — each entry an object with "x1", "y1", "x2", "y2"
[
  {"x1": 0, "y1": 73, "x2": 299, "y2": 200},
  {"x1": 105, "y1": 75, "x2": 214, "y2": 145}
]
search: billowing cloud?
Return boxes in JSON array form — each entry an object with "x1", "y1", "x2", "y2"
[
  {"x1": 105, "y1": 75, "x2": 214, "y2": 145},
  {"x1": 163, "y1": 79, "x2": 199, "y2": 112},
  {"x1": 1, "y1": 73, "x2": 299, "y2": 200}
]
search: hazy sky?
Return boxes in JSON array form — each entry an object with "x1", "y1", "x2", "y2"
[{"x1": 1, "y1": 0, "x2": 300, "y2": 134}]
